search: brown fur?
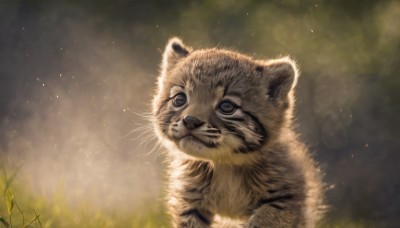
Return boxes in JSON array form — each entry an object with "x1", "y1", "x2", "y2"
[{"x1": 152, "y1": 37, "x2": 324, "y2": 227}]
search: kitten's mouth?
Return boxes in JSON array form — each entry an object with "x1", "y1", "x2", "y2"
[{"x1": 179, "y1": 134, "x2": 218, "y2": 148}]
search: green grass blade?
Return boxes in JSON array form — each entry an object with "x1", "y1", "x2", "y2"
[{"x1": 6, "y1": 190, "x2": 14, "y2": 215}]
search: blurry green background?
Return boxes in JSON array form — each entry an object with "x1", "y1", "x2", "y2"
[{"x1": 0, "y1": 0, "x2": 399, "y2": 227}]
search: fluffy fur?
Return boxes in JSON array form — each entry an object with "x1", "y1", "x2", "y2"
[{"x1": 152, "y1": 37, "x2": 324, "y2": 227}]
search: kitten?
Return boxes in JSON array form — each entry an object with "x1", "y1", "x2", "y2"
[{"x1": 152, "y1": 37, "x2": 324, "y2": 228}]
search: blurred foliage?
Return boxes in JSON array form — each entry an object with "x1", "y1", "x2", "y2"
[
  {"x1": 0, "y1": 166, "x2": 168, "y2": 228},
  {"x1": 0, "y1": 0, "x2": 400, "y2": 227}
]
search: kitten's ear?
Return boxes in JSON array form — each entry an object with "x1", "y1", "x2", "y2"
[
  {"x1": 162, "y1": 37, "x2": 191, "y2": 73},
  {"x1": 261, "y1": 57, "x2": 299, "y2": 100}
]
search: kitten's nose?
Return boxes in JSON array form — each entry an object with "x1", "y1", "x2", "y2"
[{"x1": 182, "y1": 115, "x2": 204, "y2": 130}]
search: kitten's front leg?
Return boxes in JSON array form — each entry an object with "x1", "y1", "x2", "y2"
[
  {"x1": 176, "y1": 208, "x2": 213, "y2": 228},
  {"x1": 244, "y1": 196, "x2": 300, "y2": 228},
  {"x1": 168, "y1": 192, "x2": 213, "y2": 228},
  {"x1": 170, "y1": 204, "x2": 214, "y2": 228},
  {"x1": 245, "y1": 206, "x2": 296, "y2": 228}
]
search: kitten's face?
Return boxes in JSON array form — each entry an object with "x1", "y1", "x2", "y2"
[
  {"x1": 153, "y1": 38, "x2": 297, "y2": 164},
  {"x1": 158, "y1": 78, "x2": 266, "y2": 162}
]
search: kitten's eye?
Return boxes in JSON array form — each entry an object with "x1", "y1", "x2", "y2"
[
  {"x1": 218, "y1": 101, "x2": 236, "y2": 115},
  {"x1": 172, "y1": 93, "x2": 187, "y2": 107}
]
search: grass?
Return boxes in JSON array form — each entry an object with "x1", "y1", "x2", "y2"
[{"x1": 0, "y1": 165, "x2": 169, "y2": 228}]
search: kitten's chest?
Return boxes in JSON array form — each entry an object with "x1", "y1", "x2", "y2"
[{"x1": 208, "y1": 166, "x2": 256, "y2": 218}]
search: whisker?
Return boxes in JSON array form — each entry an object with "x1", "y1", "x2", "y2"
[
  {"x1": 196, "y1": 132, "x2": 221, "y2": 136},
  {"x1": 139, "y1": 139, "x2": 162, "y2": 158},
  {"x1": 224, "y1": 120, "x2": 263, "y2": 143},
  {"x1": 206, "y1": 129, "x2": 221, "y2": 134},
  {"x1": 128, "y1": 128, "x2": 155, "y2": 141},
  {"x1": 124, "y1": 107, "x2": 153, "y2": 119},
  {"x1": 121, "y1": 126, "x2": 152, "y2": 139}
]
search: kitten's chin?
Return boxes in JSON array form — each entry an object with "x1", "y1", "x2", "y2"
[{"x1": 178, "y1": 136, "x2": 215, "y2": 160}]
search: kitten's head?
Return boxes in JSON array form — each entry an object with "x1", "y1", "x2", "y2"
[{"x1": 153, "y1": 37, "x2": 298, "y2": 164}]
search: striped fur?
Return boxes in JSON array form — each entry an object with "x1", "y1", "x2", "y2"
[{"x1": 152, "y1": 37, "x2": 325, "y2": 227}]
